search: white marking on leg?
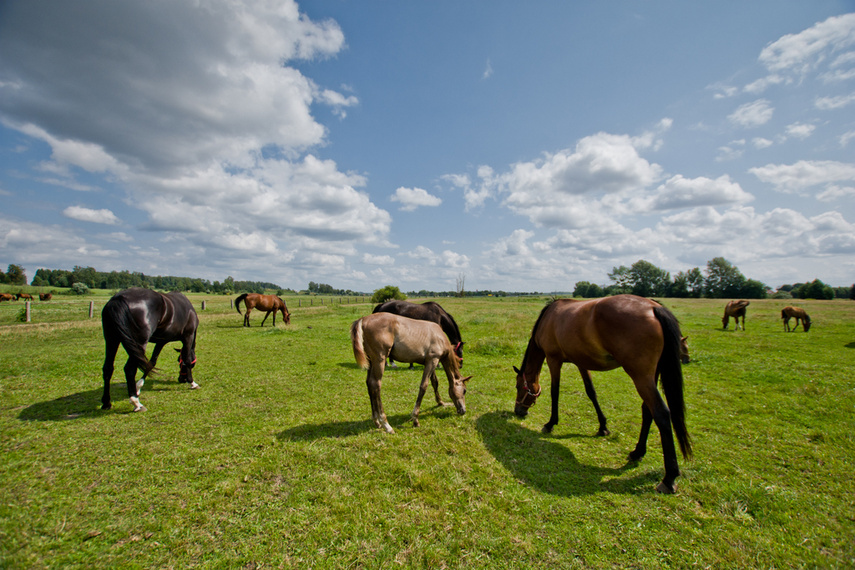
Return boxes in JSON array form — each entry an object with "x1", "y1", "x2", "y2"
[
  {"x1": 130, "y1": 396, "x2": 146, "y2": 412},
  {"x1": 190, "y1": 381, "x2": 199, "y2": 389},
  {"x1": 136, "y1": 378, "x2": 144, "y2": 395}
]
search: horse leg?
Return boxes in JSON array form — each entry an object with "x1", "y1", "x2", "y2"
[
  {"x1": 628, "y1": 403, "x2": 652, "y2": 462},
  {"x1": 366, "y1": 361, "x2": 393, "y2": 433},
  {"x1": 542, "y1": 359, "x2": 562, "y2": 434},
  {"x1": 430, "y1": 369, "x2": 447, "y2": 406},
  {"x1": 124, "y1": 357, "x2": 146, "y2": 412},
  {"x1": 579, "y1": 369, "x2": 609, "y2": 436},
  {"x1": 411, "y1": 362, "x2": 436, "y2": 427},
  {"x1": 635, "y1": 385, "x2": 680, "y2": 493},
  {"x1": 102, "y1": 339, "x2": 120, "y2": 410},
  {"x1": 260, "y1": 310, "x2": 271, "y2": 327}
]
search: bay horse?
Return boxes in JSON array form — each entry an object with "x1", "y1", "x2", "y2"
[
  {"x1": 513, "y1": 295, "x2": 691, "y2": 493},
  {"x1": 782, "y1": 306, "x2": 811, "y2": 332},
  {"x1": 372, "y1": 300, "x2": 464, "y2": 367},
  {"x1": 351, "y1": 312, "x2": 472, "y2": 433},
  {"x1": 722, "y1": 299, "x2": 749, "y2": 330},
  {"x1": 39, "y1": 293, "x2": 52, "y2": 301},
  {"x1": 16, "y1": 292, "x2": 33, "y2": 301},
  {"x1": 0, "y1": 293, "x2": 13, "y2": 302},
  {"x1": 235, "y1": 293, "x2": 290, "y2": 327},
  {"x1": 102, "y1": 288, "x2": 199, "y2": 412}
]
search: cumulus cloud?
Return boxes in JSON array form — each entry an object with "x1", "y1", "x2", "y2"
[
  {"x1": 749, "y1": 160, "x2": 855, "y2": 195},
  {"x1": 632, "y1": 175, "x2": 753, "y2": 211},
  {"x1": 390, "y1": 186, "x2": 442, "y2": 211},
  {"x1": 63, "y1": 206, "x2": 121, "y2": 225},
  {"x1": 758, "y1": 13, "x2": 855, "y2": 74},
  {"x1": 785, "y1": 122, "x2": 816, "y2": 139},
  {"x1": 728, "y1": 99, "x2": 774, "y2": 128}
]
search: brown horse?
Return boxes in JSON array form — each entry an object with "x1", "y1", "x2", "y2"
[
  {"x1": 0, "y1": 293, "x2": 13, "y2": 302},
  {"x1": 39, "y1": 293, "x2": 52, "y2": 301},
  {"x1": 16, "y1": 292, "x2": 33, "y2": 301},
  {"x1": 782, "y1": 306, "x2": 811, "y2": 332},
  {"x1": 722, "y1": 299, "x2": 750, "y2": 330},
  {"x1": 351, "y1": 312, "x2": 472, "y2": 433},
  {"x1": 235, "y1": 293, "x2": 290, "y2": 327},
  {"x1": 513, "y1": 295, "x2": 691, "y2": 493}
]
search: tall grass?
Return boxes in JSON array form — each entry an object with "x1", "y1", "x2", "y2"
[{"x1": 1, "y1": 295, "x2": 853, "y2": 568}]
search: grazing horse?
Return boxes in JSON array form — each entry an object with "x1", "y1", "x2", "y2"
[
  {"x1": 372, "y1": 300, "x2": 464, "y2": 368},
  {"x1": 351, "y1": 312, "x2": 472, "y2": 433},
  {"x1": 722, "y1": 300, "x2": 750, "y2": 330},
  {"x1": 39, "y1": 293, "x2": 52, "y2": 301},
  {"x1": 235, "y1": 293, "x2": 290, "y2": 327},
  {"x1": 15, "y1": 292, "x2": 33, "y2": 301},
  {"x1": 0, "y1": 293, "x2": 13, "y2": 302},
  {"x1": 782, "y1": 306, "x2": 811, "y2": 332},
  {"x1": 513, "y1": 295, "x2": 691, "y2": 493},
  {"x1": 101, "y1": 288, "x2": 199, "y2": 412}
]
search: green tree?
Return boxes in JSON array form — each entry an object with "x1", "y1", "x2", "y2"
[
  {"x1": 629, "y1": 259, "x2": 671, "y2": 297},
  {"x1": 799, "y1": 279, "x2": 834, "y2": 300},
  {"x1": 607, "y1": 265, "x2": 631, "y2": 294},
  {"x1": 371, "y1": 285, "x2": 406, "y2": 304},
  {"x1": 6, "y1": 264, "x2": 27, "y2": 285},
  {"x1": 704, "y1": 257, "x2": 746, "y2": 298},
  {"x1": 573, "y1": 281, "x2": 604, "y2": 298},
  {"x1": 739, "y1": 279, "x2": 768, "y2": 299}
]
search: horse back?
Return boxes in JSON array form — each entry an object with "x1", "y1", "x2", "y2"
[{"x1": 364, "y1": 312, "x2": 449, "y2": 364}]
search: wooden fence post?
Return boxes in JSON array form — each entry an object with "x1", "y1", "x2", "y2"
[
  {"x1": 25, "y1": 301, "x2": 31, "y2": 322},
  {"x1": 89, "y1": 301, "x2": 95, "y2": 318},
  {"x1": 202, "y1": 300, "x2": 207, "y2": 310}
]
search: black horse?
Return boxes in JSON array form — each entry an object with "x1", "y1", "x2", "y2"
[
  {"x1": 101, "y1": 288, "x2": 199, "y2": 412},
  {"x1": 372, "y1": 300, "x2": 464, "y2": 368}
]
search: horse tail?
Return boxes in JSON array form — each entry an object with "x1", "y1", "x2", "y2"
[
  {"x1": 350, "y1": 318, "x2": 369, "y2": 369},
  {"x1": 653, "y1": 305, "x2": 692, "y2": 459},
  {"x1": 102, "y1": 296, "x2": 154, "y2": 375},
  {"x1": 235, "y1": 293, "x2": 247, "y2": 314}
]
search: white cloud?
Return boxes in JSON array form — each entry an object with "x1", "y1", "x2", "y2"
[
  {"x1": 728, "y1": 99, "x2": 774, "y2": 128},
  {"x1": 815, "y1": 92, "x2": 855, "y2": 110},
  {"x1": 752, "y1": 137, "x2": 775, "y2": 149},
  {"x1": 635, "y1": 175, "x2": 753, "y2": 211},
  {"x1": 758, "y1": 13, "x2": 855, "y2": 74},
  {"x1": 749, "y1": 159, "x2": 855, "y2": 195},
  {"x1": 785, "y1": 122, "x2": 816, "y2": 139},
  {"x1": 63, "y1": 206, "x2": 121, "y2": 225},
  {"x1": 483, "y1": 58, "x2": 493, "y2": 79},
  {"x1": 390, "y1": 186, "x2": 442, "y2": 211},
  {"x1": 362, "y1": 253, "x2": 395, "y2": 265}
]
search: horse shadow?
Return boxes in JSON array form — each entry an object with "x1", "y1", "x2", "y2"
[
  {"x1": 475, "y1": 411, "x2": 656, "y2": 496},
  {"x1": 17, "y1": 379, "x2": 177, "y2": 421}
]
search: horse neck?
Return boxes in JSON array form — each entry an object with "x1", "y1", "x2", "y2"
[
  {"x1": 519, "y1": 335, "x2": 546, "y2": 381},
  {"x1": 439, "y1": 313, "x2": 462, "y2": 343}
]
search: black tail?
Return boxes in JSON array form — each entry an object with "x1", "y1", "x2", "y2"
[
  {"x1": 102, "y1": 297, "x2": 154, "y2": 375},
  {"x1": 235, "y1": 293, "x2": 248, "y2": 315},
  {"x1": 654, "y1": 305, "x2": 692, "y2": 459}
]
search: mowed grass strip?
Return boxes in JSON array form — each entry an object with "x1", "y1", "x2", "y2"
[{"x1": 1, "y1": 296, "x2": 853, "y2": 568}]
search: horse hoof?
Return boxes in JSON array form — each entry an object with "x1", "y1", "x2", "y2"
[
  {"x1": 656, "y1": 481, "x2": 676, "y2": 494},
  {"x1": 101, "y1": 404, "x2": 112, "y2": 410},
  {"x1": 190, "y1": 382, "x2": 200, "y2": 389},
  {"x1": 133, "y1": 405, "x2": 147, "y2": 413},
  {"x1": 542, "y1": 424, "x2": 554, "y2": 434}
]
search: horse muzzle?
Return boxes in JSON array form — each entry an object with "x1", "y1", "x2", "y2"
[{"x1": 514, "y1": 404, "x2": 529, "y2": 418}]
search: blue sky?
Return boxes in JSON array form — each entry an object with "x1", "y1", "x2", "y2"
[{"x1": 1, "y1": 1, "x2": 854, "y2": 292}]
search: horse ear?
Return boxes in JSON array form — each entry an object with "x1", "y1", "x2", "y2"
[
  {"x1": 174, "y1": 348, "x2": 181, "y2": 353},
  {"x1": 513, "y1": 366, "x2": 521, "y2": 374},
  {"x1": 461, "y1": 375, "x2": 473, "y2": 383}
]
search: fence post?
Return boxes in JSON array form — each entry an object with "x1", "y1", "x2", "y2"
[
  {"x1": 25, "y1": 301, "x2": 31, "y2": 322},
  {"x1": 89, "y1": 301, "x2": 95, "y2": 318},
  {"x1": 202, "y1": 300, "x2": 207, "y2": 310}
]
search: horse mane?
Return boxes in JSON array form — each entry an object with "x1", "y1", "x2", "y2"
[
  {"x1": 519, "y1": 301, "x2": 556, "y2": 371},
  {"x1": 429, "y1": 302, "x2": 462, "y2": 342}
]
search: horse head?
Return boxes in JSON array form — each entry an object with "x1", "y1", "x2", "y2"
[
  {"x1": 803, "y1": 316, "x2": 812, "y2": 332},
  {"x1": 721, "y1": 314, "x2": 729, "y2": 329},
  {"x1": 513, "y1": 366, "x2": 541, "y2": 418},
  {"x1": 175, "y1": 345, "x2": 197, "y2": 385},
  {"x1": 448, "y1": 374, "x2": 472, "y2": 415}
]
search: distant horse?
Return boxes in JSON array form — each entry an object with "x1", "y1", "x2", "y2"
[
  {"x1": 372, "y1": 300, "x2": 464, "y2": 368},
  {"x1": 101, "y1": 288, "x2": 199, "y2": 412},
  {"x1": 722, "y1": 300, "x2": 750, "y2": 330},
  {"x1": 0, "y1": 293, "x2": 13, "y2": 302},
  {"x1": 782, "y1": 306, "x2": 811, "y2": 332},
  {"x1": 39, "y1": 293, "x2": 52, "y2": 301},
  {"x1": 351, "y1": 312, "x2": 472, "y2": 433},
  {"x1": 513, "y1": 295, "x2": 691, "y2": 493},
  {"x1": 15, "y1": 292, "x2": 33, "y2": 301},
  {"x1": 235, "y1": 293, "x2": 290, "y2": 327}
]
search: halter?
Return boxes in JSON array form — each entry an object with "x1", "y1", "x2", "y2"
[
  {"x1": 178, "y1": 356, "x2": 197, "y2": 375},
  {"x1": 515, "y1": 374, "x2": 541, "y2": 408}
]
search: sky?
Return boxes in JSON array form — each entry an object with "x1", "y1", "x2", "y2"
[{"x1": 1, "y1": 1, "x2": 854, "y2": 293}]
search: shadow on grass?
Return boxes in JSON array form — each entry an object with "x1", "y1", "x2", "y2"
[
  {"x1": 845, "y1": 342, "x2": 855, "y2": 349},
  {"x1": 476, "y1": 410, "x2": 660, "y2": 496},
  {"x1": 17, "y1": 379, "x2": 178, "y2": 421},
  {"x1": 275, "y1": 413, "x2": 414, "y2": 440}
]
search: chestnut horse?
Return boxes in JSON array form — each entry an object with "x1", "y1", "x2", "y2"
[
  {"x1": 0, "y1": 293, "x2": 13, "y2": 302},
  {"x1": 372, "y1": 300, "x2": 464, "y2": 367},
  {"x1": 782, "y1": 306, "x2": 811, "y2": 332},
  {"x1": 351, "y1": 312, "x2": 472, "y2": 433},
  {"x1": 102, "y1": 288, "x2": 199, "y2": 412},
  {"x1": 513, "y1": 295, "x2": 691, "y2": 493},
  {"x1": 235, "y1": 293, "x2": 290, "y2": 327},
  {"x1": 15, "y1": 292, "x2": 33, "y2": 301},
  {"x1": 39, "y1": 293, "x2": 52, "y2": 301},
  {"x1": 722, "y1": 299, "x2": 750, "y2": 330}
]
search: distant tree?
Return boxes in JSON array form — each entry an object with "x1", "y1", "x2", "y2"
[
  {"x1": 573, "y1": 281, "x2": 604, "y2": 298},
  {"x1": 798, "y1": 279, "x2": 834, "y2": 300},
  {"x1": 739, "y1": 279, "x2": 768, "y2": 299},
  {"x1": 371, "y1": 285, "x2": 406, "y2": 304},
  {"x1": 71, "y1": 282, "x2": 90, "y2": 295},
  {"x1": 5, "y1": 264, "x2": 27, "y2": 285},
  {"x1": 456, "y1": 273, "x2": 466, "y2": 297},
  {"x1": 704, "y1": 257, "x2": 746, "y2": 298},
  {"x1": 607, "y1": 265, "x2": 632, "y2": 294},
  {"x1": 629, "y1": 260, "x2": 670, "y2": 297}
]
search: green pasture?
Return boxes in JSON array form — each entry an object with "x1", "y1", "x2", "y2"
[{"x1": 1, "y1": 295, "x2": 853, "y2": 568}]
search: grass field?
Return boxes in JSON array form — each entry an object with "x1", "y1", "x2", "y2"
[{"x1": 1, "y1": 293, "x2": 853, "y2": 568}]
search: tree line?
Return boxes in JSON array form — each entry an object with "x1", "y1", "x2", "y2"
[
  {"x1": 5, "y1": 265, "x2": 282, "y2": 295},
  {"x1": 574, "y1": 257, "x2": 851, "y2": 300}
]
